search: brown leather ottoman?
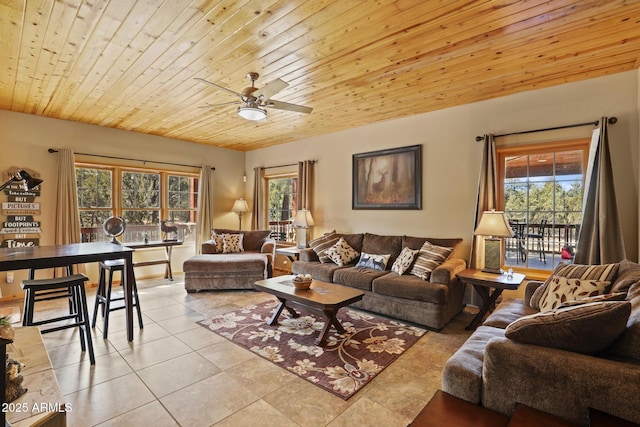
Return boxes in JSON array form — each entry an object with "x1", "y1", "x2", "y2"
[{"x1": 183, "y1": 254, "x2": 269, "y2": 292}]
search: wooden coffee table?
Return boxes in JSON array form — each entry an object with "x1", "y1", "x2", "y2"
[{"x1": 254, "y1": 275, "x2": 364, "y2": 346}]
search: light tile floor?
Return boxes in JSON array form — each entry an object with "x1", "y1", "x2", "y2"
[{"x1": 1, "y1": 274, "x2": 475, "y2": 426}]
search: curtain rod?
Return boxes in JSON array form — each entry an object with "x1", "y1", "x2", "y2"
[
  {"x1": 48, "y1": 148, "x2": 215, "y2": 170},
  {"x1": 474, "y1": 117, "x2": 617, "y2": 142},
  {"x1": 260, "y1": 160, "x2": 317, "y2": 170}
]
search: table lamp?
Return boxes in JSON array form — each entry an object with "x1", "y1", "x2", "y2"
[
  {"x1": 474, "y1": 210, "x2": 514, "y2": 274},
  {"x1": 231, "y1": 198, "x2": 249, "y2": 230},
  {"x1": 292, "y1": 209, "x2": 315, "y2": 248}
]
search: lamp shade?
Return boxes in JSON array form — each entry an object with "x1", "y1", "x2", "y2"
[
  {"x1": 292, "y1": 209, "x2": 315, "y2": 228},
  {"x1": 474, "y1": 211, "x2": 514, "y2": 237},
  {"x1": 17, "y1": 170, "x2": 43, "y2": 190},
  {"x1": 231, "y1": 199, "x2": 249, "y2": 213}
]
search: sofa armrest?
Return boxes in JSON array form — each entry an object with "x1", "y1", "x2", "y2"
[
  {"x1": 524, "y1": 280, "x2": 545, "y2": 307},
  {"x1": 299, "y1": 248, "x2": 319, "y2": 262},
  {"x1": 201, "y1": 240, "x2": 217, "y2": 254},
  {"x1": 483, "y1": 337, "x2": 640, "y2": 425},
  {"x1": 430, "y1": 258, "x2": 467, "y2": 285},
  {"x1": 260, "y1": 239, "x2": 276, "y2": 258}
]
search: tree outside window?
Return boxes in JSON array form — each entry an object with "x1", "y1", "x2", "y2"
[{"x1": 267, "y1": 176, "x2": 297, "y2": 242}]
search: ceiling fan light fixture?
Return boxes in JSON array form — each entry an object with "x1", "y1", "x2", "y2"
[{"x1": 237, "y1": 105, "x2": 267, "y2": 121}]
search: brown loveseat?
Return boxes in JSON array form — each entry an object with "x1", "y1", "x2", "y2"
[
  {"x1": 442, "y1": 261, "x2": 640, "y2": 426},
  {"x1": 292, "y1": 232, "x2": 467, "y2": 330},
  {"x1": 183, "y1": 229, "x2": 276, "y2": 292}
]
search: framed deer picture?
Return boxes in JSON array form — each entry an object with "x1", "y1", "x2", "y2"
[{"x1": 352, "y1": 144, "x2": 422, "y2": 209}]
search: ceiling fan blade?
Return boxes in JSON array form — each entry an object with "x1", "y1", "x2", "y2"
[
  {"x1": 267, "y1": 99, "x2": 313, "y2": 114},
  {"x1": 254, "y1": 79, "x2": 289, "y2": 100},
  {"x1": 198, "y1": 101, "x2": 241, "y2": 109},
  {"x1": 194, "y1": 78, "x2": 244, "y2": 98}
]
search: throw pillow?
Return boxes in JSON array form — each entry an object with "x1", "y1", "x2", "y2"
[
  {"x1": 391, "y1": 247, "x2": 419, "y2": 275},
  {"x1": 530, "y1": 262, "x2": 619, "y2": 309},
  {"x1": 355, "y1": 252, "x2": 391, "y2": 271},
  {"x1": 611, "y1": 259, "x2": 640, "y2": 294},
  {"x1": 209, "y1": 232, "x2": 224, "y2": 254},
  {"x1": 505, "y1": 301, "x2": 631, "y2": 354},
  {"x1": 326, "y1": 237, "x2": 359, "y2": 267},
  {"x1": 222, "y1": 233, "x2": 244, "y2": 253},
  {"x1": 538, "y1": 276, "x2": 610, "y2": 312},
  {"x1": 409, "y1": 241, "x2": 453, "y2": 280},
  {"x1": 558, "y1": 292, "x2": 627, "y2": 308},
  {"x1": 309, "y1": 231, "x2": 340, "y2": 263}
]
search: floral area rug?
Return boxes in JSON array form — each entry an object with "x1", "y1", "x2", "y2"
[{"x1": 197, "y1": 300, "x2": 426, "y2": 399}]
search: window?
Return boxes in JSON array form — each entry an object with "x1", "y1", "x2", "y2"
[
  {"x1": 498, "y1": 140, "x2": 588, "y2": 273},
  {"x1": 267, "y1": 175, "x2": 298, "y2": 242},
  {"x1": 76, "y1": 164, "x2": 198, "y2": 243}
]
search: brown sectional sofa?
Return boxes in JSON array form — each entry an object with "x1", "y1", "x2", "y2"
[
  {"x1": 292, "y1": 232, "x2": 467, "y2": 330},
  {"x1": 442, "y1": 261, "x2": 640, "y2": 426},
  {"x1": 183, "y1": 229, "x2": 276, "y2": 292}
]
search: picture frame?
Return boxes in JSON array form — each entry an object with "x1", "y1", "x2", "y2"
[{"x1": 352, "y1": 144, "x2": 422, "y2": 210}]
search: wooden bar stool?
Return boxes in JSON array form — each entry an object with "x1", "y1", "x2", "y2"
[
  {"x1": 21, "y1": 274, "x2": 95, "y2": 365},
  {"x1": 92, "y1": 259, "x2": 143, "y2": 338}
]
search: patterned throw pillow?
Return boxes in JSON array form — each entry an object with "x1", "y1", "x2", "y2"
[
  {"x1": 309, "y1": 231, "x2": 341, "y2": 263},
  {"x1": 326, "y1": 237, "x2": 359, "y2": 266},
  {"x1": 538, "y1": 276, "x2": 610, "y2": 312},
  {"x1": 355, "y1": 252, "x2": 391, "y2": 271},
  {"x1": 409, "y1": 241, "x2": 453, "y2": 280},
  {"x1": 209, "y1": 232, "x2": 224, "y2": 254},
  {"x1": 391, "y1": 247, "x2": 419, "y2": 275},
  {"x1": 530, "y1": 263, "x2": 619, "y2": 309},
  {"x1": 222, "y1": 233, "x2": 244, "y2": 253}
]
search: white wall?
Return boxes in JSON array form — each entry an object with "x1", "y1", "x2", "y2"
[
  {"x1": 246, "y1": 70, "x2": 640, "y2": 264},
  {"x1": 0, "y1": 111, "x2": 245, "y2": 295}
]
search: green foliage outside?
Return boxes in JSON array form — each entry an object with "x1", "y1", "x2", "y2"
[
  {"x1": 268, "y1": 177, "x2": 296, "y2": 222},
  {"x1": 504, "y1": 178, "x2": 582, "y2": 225}
]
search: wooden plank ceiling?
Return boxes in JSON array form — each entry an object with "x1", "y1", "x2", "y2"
[{"x1": 1, "y1": 0, "x2": 639, "y2": 152}]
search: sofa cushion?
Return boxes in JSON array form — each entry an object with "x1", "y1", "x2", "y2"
[
  {"x1": 291, "y1": 261, "x2": 344, "y2": 283},
  {"x1": 505, "y1": 301, "x2": 631, "y2": 354},
  {"x1": 409, "y1": 241, "x2": 453, "y2": 280},
  {"x1": 483, "y1": 298, "x2": 538, "y2": 329},
  {"x1": 341, "y1": 233, "x2": 365, "y2": 253},
  {"x1": 441, "y1": 326, "x2": 505, "y2": 404},
  {"x1": 391, "y1": 247, "x2": 419, "y2": 275},
  {"x1": 530, "y1": 263, "x2": 619, "y2": 310},
  {"x1": 222, "y1": 233, "x2": 244, "y2": 253},
  {"x1": 362, "y1": 233, "x2": 402, "y2": 265},
  {"x1": 558, "y1": 292, "x2": 627, "y2": 308},
  {"x1": 372, "y1": 273, "x2": 448, "y2": 304},
  {"x1": 538, "y1": 276, "x2": 610, "y2": 312},
  {"x1": 213, "y1": 229, "x2": 271, "y2": 252},
  {"x1": 600, "y1": 281, "x2": 640, "y2": 363},
  {"x1": 611, "y1": 259, "x2": 640, "y2": 293},
  {"x1": 333, "y1": 267, "x2": 388, "y2": 291},
  {"x1": 326, "y1": 237, "x2": 359, "y2": 266},
  {"x1": 355, "y1": 252, "x2": 391, "y2": 271},
  {"x1": 309, "y1": 231, "x2": 341, "y2": 263}
]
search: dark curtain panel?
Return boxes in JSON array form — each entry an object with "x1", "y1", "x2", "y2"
[
  {"x1": 470, "y1": 134, "x2": 498, "y2": 269},
  {"x1": 297, "y1": 160, "x2": 314, "y2": 212},
  {"x1": 574, "y1": 118, "x2": 626, "y2": 264},
  {"x1": 251, "y1": 167, "x2": 265, "y2": 230}
]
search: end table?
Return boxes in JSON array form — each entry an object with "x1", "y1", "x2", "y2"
[{"x1": 457, "y1": 268, "x2": 525, "y2": 330}]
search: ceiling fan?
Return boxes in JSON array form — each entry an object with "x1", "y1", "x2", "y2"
[{"x1": 195, "y1": 72, "x2": 313, "y2": 121}]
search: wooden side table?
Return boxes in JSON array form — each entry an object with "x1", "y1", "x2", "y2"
[
  {"x1": 410, "y1": 390, "x2": 509, "y2": 427},
  {"x1": 125, "y1": 240, "x2": 183, "y2": 280},
  {"x1": 275, "y1": 246, "x2": 301, "y2": 263},
  {"x1": 456, "y1": 268, "x2": 525, "y2": 330}
]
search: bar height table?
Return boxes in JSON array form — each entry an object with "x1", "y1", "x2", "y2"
[{"x1": 0, "y1": 242, "x2": 137, "y2": 342}]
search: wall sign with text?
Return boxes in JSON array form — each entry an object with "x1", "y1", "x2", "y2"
[{"x1": 1, "y1": 168, "x2": 43, "y2": 247}]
